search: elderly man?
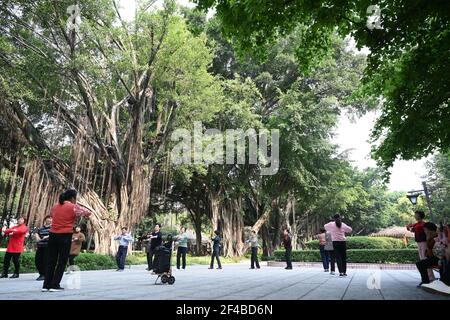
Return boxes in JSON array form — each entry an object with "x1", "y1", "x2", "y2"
[
  {"x1": 113, "y1": 227, "x2": 134, "y2": 271},
  {"x1": 246, "y1": 230, "x2": 260, "y2": 269}
]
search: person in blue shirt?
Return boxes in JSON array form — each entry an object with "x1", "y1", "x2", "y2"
[{"x1": 113, "y1": 227, "x2": 134, "y2": 271}]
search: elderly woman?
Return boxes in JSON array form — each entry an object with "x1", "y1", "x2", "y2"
[
  {"x1": 67, "y1": 225, "x2": 86, "y2": 272},
  {"x1": 42, "y1": 189, "x2": 91, "y2": 292},
  {"x1": 1, "y1": 216, "x2": 28, "y2": 279},
  {"x1": 175, "y1": 227, "x2": 189, "y2": 270}
]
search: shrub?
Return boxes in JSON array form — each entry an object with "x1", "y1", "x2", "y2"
[
  {"x1": 406, "y1": 239, "x2": 418, "y2": 249},
  {"x1": 261, "y1": 255, "x2": 275, "y2": 261},
  {"x1": 274, "y1": 249, "x2": 419, "y2": 264},
  {"x1": 71, "y1": 253, "x2": 116, "y2": 270},
  {"x1": 305, "y1": 236, "x2": 406, "y2": 250},
  {"x1": 126, "y1": 253, "x2": 147, "y2": 265}
]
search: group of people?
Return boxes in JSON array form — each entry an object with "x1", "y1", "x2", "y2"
[
  {"x1": 283, "y1": 214, "x2": 352, "y2": 276},
  {"x1": 3, "y1": 187, "x2": 448, "y2": 295},
  {"x1": 306, "y1": 210, "x2": 450, "y2": 293},
  {"x1": 0, "y1": 185, "x2": 258, "y2": 292},
  {"x1": 1, "y1": 189, "x2": 91, "y2": 291},
  {"x1": 139, "y1": 227, "x2": 224, "y2": 271},
  {"x1": 33, "y1": 216, "x2": 86, "y2": 280},
  {"x1": 406, "y1": 211, "x2": 450, "y2": 292}
]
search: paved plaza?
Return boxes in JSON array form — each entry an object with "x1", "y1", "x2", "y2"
[{"x1": 0, "y1": 263, "x2": 449, "y2": 300}]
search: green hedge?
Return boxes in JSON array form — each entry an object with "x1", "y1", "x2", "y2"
[
  {"x1": 274, "y1": 249, "x2": 419, "y2": 264},
  {"x1": 305, "y1": 236, "x2": 406, "y2": 250},
  {"x1": 0, "y1": 252, "x2": 116, "y2": 274}
]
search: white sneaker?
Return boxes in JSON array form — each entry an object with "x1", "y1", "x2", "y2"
[
  {"x1": 41, "y1": 288, "x2": 49, "y2": 292},
  {"x1": 421, "y1": 280, "x2": 450, "y2": 295}
]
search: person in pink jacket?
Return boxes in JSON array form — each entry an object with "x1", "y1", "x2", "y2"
[{"x1": 324, "y1": 214, "x2": 352, "y2": 277}]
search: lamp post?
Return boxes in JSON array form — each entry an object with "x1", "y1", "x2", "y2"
[
  {"x1": 421, "y1": 181, "x2": 435, "y2": 223},
  {"x1": 406, "y1": 181, "x2": 435, "y2": 223}
]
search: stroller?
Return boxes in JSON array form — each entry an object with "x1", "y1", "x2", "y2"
[{"x1": 152, "y1": 234, "x2": 175, "y2": 285}]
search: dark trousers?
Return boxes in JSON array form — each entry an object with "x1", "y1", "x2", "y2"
[
  {"x1": 116, "y1": 246, "x2": 128, "y2": 270},
  {"x1": 285, "y1": 247, "x2": 292, "y2": 268},
  {"x1": 319, "y1": 245, "x2": 329, "y2": 270},
  {"x1": 251, "y1": 247, "x2": 260, "y2": 269},
  {"x1": 35, "y1": 246, "x2": 49, "y2": 276},
  {"x1": 416, "y1": 256, "x2": 439, "y2": 284},
  {"x1": 441, "y1": 258, "x2": 450, "y2": 286},
  {"x1": 3, "y1": 252, "x2": 20, "y2": 275},
  {"x1": 43, "y1": 233, "x2": 72, "y2": 289},
  {"x1": 333, "y1": 241, "x2": 347, "y2": 274},
  {"x1": 326, "y1": 250, "x2": 336, "y2": 272},
  {"x1": 210, "y1": 248, "x2": 222, "y2": 268},
  {"x1": 68, "y1": 255, "x2": 78, "y2": 266},
  {"x1": 177, "y1": 246, "x2": 187, "y2": 269},
  {"x1": 147, "y1": 247, "x2": 155, "y2": 270}
]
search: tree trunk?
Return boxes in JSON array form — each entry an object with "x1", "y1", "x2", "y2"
[
  {"x1": 261, "y1": 224, "x2": 273, "y2": 257},
  {"x1": 251, "y1": 208, "x2": 270, "y2": 234},
  {"x1": 6, "y1": 156, "x2": 20, "y2": 219},
  {"x1": 209, "y1": 190, "x2": 220, "y2": 232},
  {"x1": 208, "y1": 189, "x2": 245, "y2": 257},
  {"x1": 1, "y1": 166, "x2": 12, "y2": 227},
  {"x1": 189, "y1": 209, "x2": 203, "y2": 256},
  {"x1": 270, "y1": 199, "x2": 282, "y2": 251},
  {"x1": 220, "y1": 196, "x2": 244, "y2": 257},
  {"x1": 194, "y1": 217, "x2": 203, "y2": 256}
]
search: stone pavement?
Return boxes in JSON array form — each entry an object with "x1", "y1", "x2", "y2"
[{"x1": 0, "y1": 263, "x2": 449, "y2": 300}]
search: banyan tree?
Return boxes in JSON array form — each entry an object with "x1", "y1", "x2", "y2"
[{"x1": 0, "y1": 0, "x2": 221, "y2": 254}]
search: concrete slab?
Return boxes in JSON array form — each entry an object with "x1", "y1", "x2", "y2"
[{"x1": 0, "y1": 264, "x2": 448, "y2": 300}]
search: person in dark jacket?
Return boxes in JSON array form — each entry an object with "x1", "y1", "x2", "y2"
[
  {"x1": 421, "y1": 223, "x2": 450, "y2": 294},
  {"x1": 34, "y1": 215, "x2": 52, "y2": 280},
  {"x1": 282, "y1": 229, "x2": 293, "y2": 270},
  {"x1": 145, "y1": 223, "x2": 162, "y2": 272},
  {"x1": 209, "y1": 230, "x2": 222, "y2": 269},
  {"x1": 415, "y1": 222, "x2": 441, "y2": 286}
]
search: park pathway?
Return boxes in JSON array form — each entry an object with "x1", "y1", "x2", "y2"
[{"x1": 0, "y1": 264, "x2": 448, "y2": 300}]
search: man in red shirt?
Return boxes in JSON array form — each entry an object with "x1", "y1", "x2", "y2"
[
  {"x1": 42, "y1": 189, "x2": 91, "y2": 292},
  {"x1": 1, "y1": 216, "x2": 28, "y2": 278}
]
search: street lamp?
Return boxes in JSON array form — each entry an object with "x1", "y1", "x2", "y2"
[
  {"x1": 406, "y1": 181, "x2": 435, "y2": 223},
  {"x1": 406, "y1": 193, "x2": 420, "y2": 205}
]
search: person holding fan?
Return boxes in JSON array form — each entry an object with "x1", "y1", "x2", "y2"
[
  {"x1": 42, "y1": 189, "x2": 91, "y2": 292},
  {"x1": 1, "y1": 216, "x2": 28, "y2": 279}
]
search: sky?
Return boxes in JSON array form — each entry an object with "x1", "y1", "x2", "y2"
[
  {"x1": 334, "y1": 111, "x2": 429, "y2": 192},
  {"x1": 116, "y1": 0, "x2": 429, "y2": 192}
]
